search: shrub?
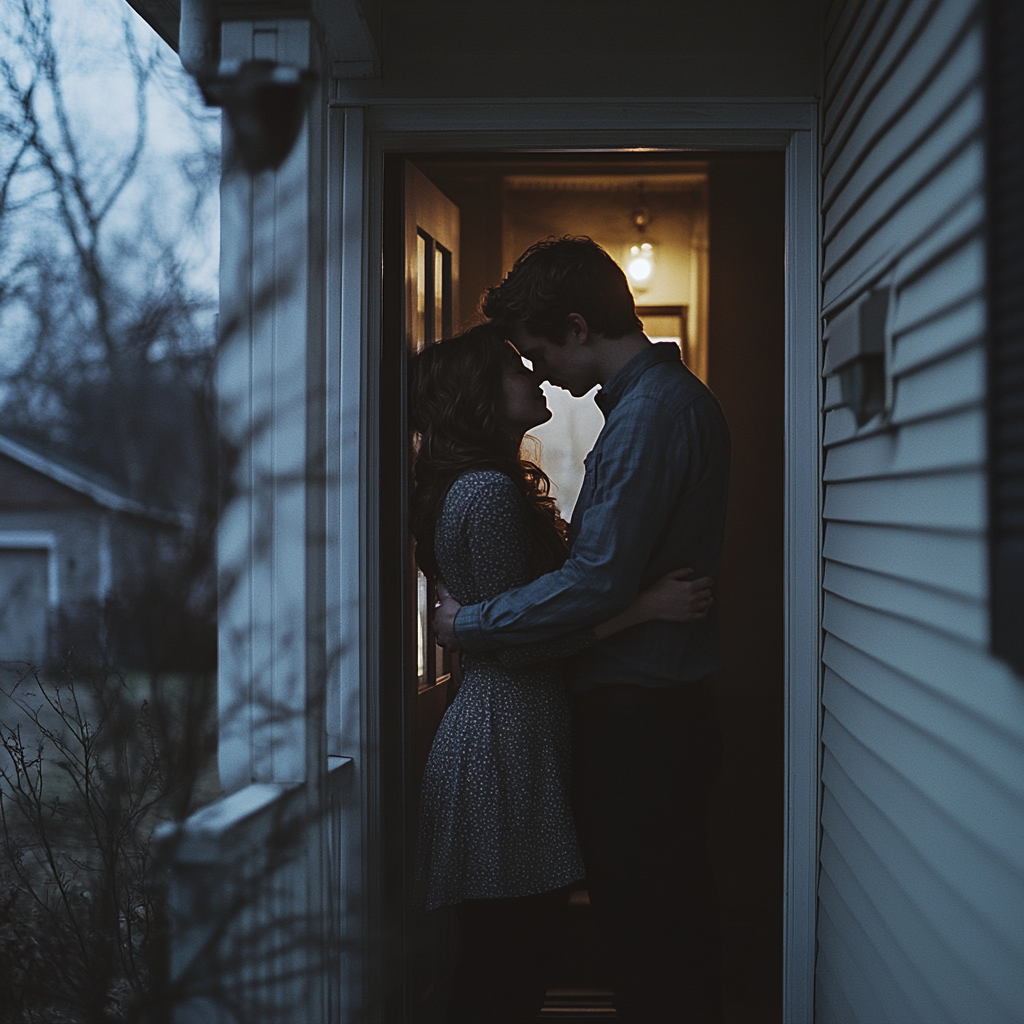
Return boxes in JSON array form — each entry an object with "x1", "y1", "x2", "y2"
[{"x1": 0, "y1": 661, "x2": 216, "y2": 1023}]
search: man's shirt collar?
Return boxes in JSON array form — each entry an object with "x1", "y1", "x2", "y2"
[{"x1": 595, "y1": 342, "x2": 682, "y2": 417}]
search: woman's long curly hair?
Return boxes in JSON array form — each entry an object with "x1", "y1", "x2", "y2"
[{"x1": 409, "y1": 323, "x2": 568, "y2": 581}]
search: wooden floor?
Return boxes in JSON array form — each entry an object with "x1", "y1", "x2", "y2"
[
  {"x1": 539, "y1": 988, "x2": 616, "y2": 1019},
  {"x1": 537, "y1": 891, "x2": 617, "y2": 1020},
  {"x1": 537, "y1": 888, "x2": 782, "y2": 1023}
]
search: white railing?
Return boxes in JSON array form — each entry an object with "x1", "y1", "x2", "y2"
[{"x1": 157, "y1": 759, "x2": 353, "y2": 1023}]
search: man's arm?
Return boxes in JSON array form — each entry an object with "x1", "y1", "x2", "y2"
[
  {"x1": 450, "y1": 396, "x2": 692, "y2": 651},
  {"x1": 433, "y1": 567, "x2": 716, "y2": 650}
]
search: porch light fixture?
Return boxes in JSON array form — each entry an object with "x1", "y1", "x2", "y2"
[
  {"x1": 823, "y1": 288, "x2": 891, "y2": 427},
  {"x1": 178, "y1": 0, "x2": 317, "y2": 175},
  {"x1": 203, "y1": 60, "x2": 318, "y2": 174}
]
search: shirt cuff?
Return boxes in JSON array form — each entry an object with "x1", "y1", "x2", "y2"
[{"x1": 454, "y1": 603, "x2": 491, "y2": 651}]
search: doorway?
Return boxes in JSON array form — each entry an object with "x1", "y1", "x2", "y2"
[{"x1": 380, "y1": 150, "x2": 787, "y2": 1022}]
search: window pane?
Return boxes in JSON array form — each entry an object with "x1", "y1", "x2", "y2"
[
  {"x1": 417, "y1": 569, "x2": 429, "y2": 686},
  {"x1": 414, "y1": 231, "x2": 428, "y2": 351}
]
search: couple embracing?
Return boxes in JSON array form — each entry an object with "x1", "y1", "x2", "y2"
[{"x1": 410, "y1": 237, "x2": 730, "y2": 1024}]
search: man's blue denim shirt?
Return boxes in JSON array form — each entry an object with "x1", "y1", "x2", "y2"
[{"x1": 454, "y1": 342, "x2": 731, "y2": 690}]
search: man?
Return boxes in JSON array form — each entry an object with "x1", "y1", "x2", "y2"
[{"x1": 434, "y1": 236, "x2": 730, "y2": 1024}]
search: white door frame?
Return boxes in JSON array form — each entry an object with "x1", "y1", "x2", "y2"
[{"x1": 325, "y1": 98, "x2": 821, "y2": 1024}]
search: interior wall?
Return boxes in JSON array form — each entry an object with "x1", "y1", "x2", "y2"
[
  {"x1": 706, "y1": 153, "x2": 786, "y2": 1020},
  {"x1": 501, "y1": 178, "x2": 705, "y2": 308},
  {"x1": 416, "y1": 158, "x2": 709, "y2": 330}
]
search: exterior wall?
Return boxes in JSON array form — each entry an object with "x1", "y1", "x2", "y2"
[
  {"x1": 0, "y1": 509, "x2": 107, "y2": 610},
  {"x1": 818, "y1": 1, "x2": 1024, "y2": 1020}
]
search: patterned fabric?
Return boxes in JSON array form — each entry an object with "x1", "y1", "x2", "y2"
[
  {"x1": 416, "y1": 470, "x2": 590, "y2": 912},
  {"x1": 455, "y1": 343, "x2": 731, "y2": 689}
]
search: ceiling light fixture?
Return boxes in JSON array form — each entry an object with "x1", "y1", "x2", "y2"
[
  {"x1": 624, "y1": 198, "x2": 655, "y2": 289},
  {"x1": 627, "y1": 241, "x2": 655, "y2": 284}
]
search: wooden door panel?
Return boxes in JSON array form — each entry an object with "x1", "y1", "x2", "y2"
[
  {"x1": 399, "y1": 161, "x2": 462, "y2": 1021},
  {"x1": 404, "y1": 163, "x2": 459, "y2": 721}
]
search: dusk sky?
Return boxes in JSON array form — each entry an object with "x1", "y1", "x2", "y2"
[{"x1": 0, "y1": 0, "x2": 220, "y2": 367}]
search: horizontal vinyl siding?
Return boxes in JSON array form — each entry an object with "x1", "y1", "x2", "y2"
[{"x1": 818, "y1": 2, "x2": 1024, "y2": 1022}]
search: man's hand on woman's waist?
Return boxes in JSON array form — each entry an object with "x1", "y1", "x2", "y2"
[{"x1": 434, "y1": 583, "x2": 463, "y2": 651}]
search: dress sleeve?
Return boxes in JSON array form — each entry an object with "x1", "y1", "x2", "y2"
[{"x1": 456, "y1": 472, "x2": 599, "y2": 666}]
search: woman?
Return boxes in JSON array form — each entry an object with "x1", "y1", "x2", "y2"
[{"x1": 409, "y1": 324, "x2": 713, "y2": 1023}]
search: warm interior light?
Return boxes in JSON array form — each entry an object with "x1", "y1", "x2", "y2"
[
  {"x1": 628, "y1": 256, "x2": 652, "y2": 281},
  {"x1": 626, "y1": 241, "x2": 654, "y2": 285}
]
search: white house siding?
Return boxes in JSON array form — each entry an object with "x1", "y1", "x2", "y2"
[{"x1": 817, "y1": 1, "x2": 1024, "y2": 1022}]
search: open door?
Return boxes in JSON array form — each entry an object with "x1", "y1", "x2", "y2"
[
  {"x1": 403, "y1": 162, "x2": 460, "y2": 787},
  {"x1": 379, "y1": 158, "x2": 461, "y2": 1022}
]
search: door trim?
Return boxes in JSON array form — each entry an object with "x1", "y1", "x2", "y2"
[{"x1": 328, "y1": 99, "x2": 821, "y2": 1024}]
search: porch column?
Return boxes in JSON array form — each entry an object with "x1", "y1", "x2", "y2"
[{"x1": 216, "y1": 17, "x2": 326, "y2": 794}]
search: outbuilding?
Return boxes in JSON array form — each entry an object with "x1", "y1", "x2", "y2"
[{"x1": 0, "y1": 433, "x2": 188, "y2": 666}]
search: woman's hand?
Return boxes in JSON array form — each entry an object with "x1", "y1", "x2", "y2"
[
  {"x1": 632, "y1": 567, "x2": 715, "y2": 622},
  {"x1": 592, "y1": 568, "x2": 715, "y2": 640}
]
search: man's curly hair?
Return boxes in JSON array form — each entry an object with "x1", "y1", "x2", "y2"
[{"x1": 482, "y1": 235, "x2": 642, "y2": 344}]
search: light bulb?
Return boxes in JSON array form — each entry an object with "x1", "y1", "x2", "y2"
[
  {"x1": 626, "y1": 241, "x2": 655, "y2": 285},
  {"x1": 628, "y1": 256, "x2": 653, "y2": 281}
]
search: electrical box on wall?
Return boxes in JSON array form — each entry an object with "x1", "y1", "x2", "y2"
[{"x1": 823, "y1": 288, "x2": 891, "y2": 427}]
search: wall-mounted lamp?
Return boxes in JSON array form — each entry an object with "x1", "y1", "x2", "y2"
[
  {"x1": 179, "y1": 0, "x2": 317, "y2": 175},
  {"x1": 204, "y1": 60, "x2": 318, "y2": 174},
  {"x1": 823, "y1": 289, "x2": 891, "y2": 427},
  {"x1": 625, "y1": 205, "x2": 655, "y2": 289}
]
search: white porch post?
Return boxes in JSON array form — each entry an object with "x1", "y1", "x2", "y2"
[{"x1": 216, "y1": 18, "x2": 324, "y2": 793}]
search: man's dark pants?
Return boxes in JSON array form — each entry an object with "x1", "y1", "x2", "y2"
[{"x1": 571, "y1": 681, "x2": 723, "y2": 1024}]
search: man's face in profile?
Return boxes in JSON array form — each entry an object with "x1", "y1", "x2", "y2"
[{"x1": 510, "y1": 321, "x2": 597, "y2": 398}]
